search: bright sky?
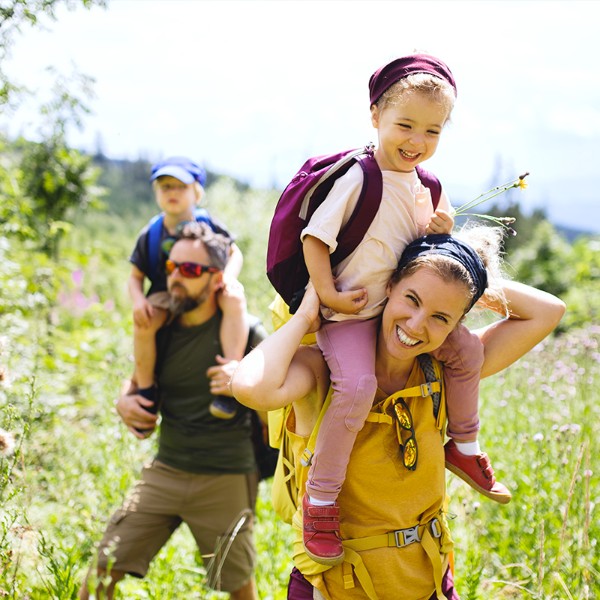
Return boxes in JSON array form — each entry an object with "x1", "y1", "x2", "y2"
[{"x1": 4, "y1": 0, "x2": 600, "y2": 232}]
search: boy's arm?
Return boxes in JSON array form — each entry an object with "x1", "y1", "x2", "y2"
[
  {"x1": 128, "y1": 265, "x2": 153, "y2": 326},
  {"x1": 223, "y1": 242, "x2": 243, "y2": 280},
  {"x1": 128, "y1": 265, "x2": 146, "y2": 302},
  {"x1": 303, "y1": 235, "x2": 367, "y2": 314}
]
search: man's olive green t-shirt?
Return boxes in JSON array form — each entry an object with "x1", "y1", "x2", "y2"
[{"x1": 155, "y1": 313, "x2": 266, "y2": 474}]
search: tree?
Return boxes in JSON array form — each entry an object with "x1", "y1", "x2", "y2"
[
  {"x1": 15, "y1": 70, "x2": 105, "y2": 257},
  {"x1": 0, "y1": 0, "x2": 106, "y2": 107}
]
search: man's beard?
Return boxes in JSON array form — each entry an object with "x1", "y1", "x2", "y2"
[{"x1": 168, "y1": 282, "x2": 210, "y2": 316}]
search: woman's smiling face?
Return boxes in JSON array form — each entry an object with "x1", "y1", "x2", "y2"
[{"x1": 380, "y1": 267, "x2": 470, "y2": 360}]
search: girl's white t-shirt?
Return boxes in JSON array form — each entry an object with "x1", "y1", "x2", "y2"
[{"x1": 300, "y1": 163, "x2": 452, "y2": 321}]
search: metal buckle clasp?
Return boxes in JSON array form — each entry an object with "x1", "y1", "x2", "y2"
[
  {"x1": 420, "y1": 382, "x2": 435, "y2": 397},
  {"x1": 430, "y1": 518, "x2": 442, "y2": 539},
  {"x1": 394, "y1": 525, "x2": 421, "y2": 547},
  {"x1": 300, "y1": 448, "x2": 313, "y2": 467}
]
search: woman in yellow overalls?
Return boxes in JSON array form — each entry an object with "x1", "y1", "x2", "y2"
[{"x1": 233, "y1": 228, "x2": 565, "y2": 600}]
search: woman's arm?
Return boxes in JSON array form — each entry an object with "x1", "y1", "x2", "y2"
[
  {"x1": 232, "y1": 286, "x2": 327, "y2": 411},
  {"x1": 476, "y1": 280, "x2": 566, "y2": 378}
]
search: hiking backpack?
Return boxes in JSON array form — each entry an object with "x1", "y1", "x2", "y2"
[
  {"x1": 266, "y1": 144, "x2": 442, "y2": 313},
  {"x1": 270, "y1": 353, "x2": 443, "y2": 525},
  {"x1": 146, "y1": 207, "x2": 213, "y2": 283}
]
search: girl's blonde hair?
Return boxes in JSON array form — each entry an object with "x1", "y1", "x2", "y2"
[{"x1": 376, "y1": 72, "x2": 456, "y2": 122}]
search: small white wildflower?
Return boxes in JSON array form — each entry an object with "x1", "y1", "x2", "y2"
[
  {"x1": 533, "y1": 433, "x2": 544, "y2": 443},
  {"x1": 0, "y1": 428, "x2": 16, "y2": 457}
]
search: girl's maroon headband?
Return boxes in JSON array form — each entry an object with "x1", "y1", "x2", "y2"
[{"x1": 368, "y1": 54, "x2": 457, "y2": 106}]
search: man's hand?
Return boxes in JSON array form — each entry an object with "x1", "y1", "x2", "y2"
[
  {"x1": 207, "y1": 356, "x2": 240, "y2": 396},
  {"x1": 116, "y1": 381, "x2": 159, "y2": 438}
]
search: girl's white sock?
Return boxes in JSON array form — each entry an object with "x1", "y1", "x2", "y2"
[
  {"x1": 308, "y1": 495, "x2": 335, "y2": 506},
  {"x1": 455, "y1": 440, "x2": 481, "y2": 456}
]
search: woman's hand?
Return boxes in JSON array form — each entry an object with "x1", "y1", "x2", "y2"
[{"x1": 295, "y1": 284, "x2": 323, "y2": 333}]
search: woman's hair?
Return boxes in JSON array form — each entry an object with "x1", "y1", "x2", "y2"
[
  {"x1": 390, "y1": 224, "x2": 507, "y2": 315},
  {"x1": 375, "y1": 72, "x2": 456, "y2": 122}
]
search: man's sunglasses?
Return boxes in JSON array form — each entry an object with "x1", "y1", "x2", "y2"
[
  {"x1": 165, "y1": 259, "x2": 220, "y2": 278},
  {"x1": 393, "y1": 398, "x2": 418, "y2": 471}
]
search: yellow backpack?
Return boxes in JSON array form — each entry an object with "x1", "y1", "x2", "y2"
[{"x1": 269, "y1": 353, "x2": 442, "y2": 526}]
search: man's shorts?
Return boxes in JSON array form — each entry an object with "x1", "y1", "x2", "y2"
[{"x1": 96, "y1": 459, "x2": 257, "y2": 592}]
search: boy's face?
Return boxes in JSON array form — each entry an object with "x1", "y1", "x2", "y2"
[
  {"x1": 371, "y1": 91, "x2": 449, "y2": 173},
  {"x1": 154, "y1": 176, "x2": 198, "y2": 219}
]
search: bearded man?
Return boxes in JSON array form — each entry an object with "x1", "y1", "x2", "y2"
[{"x1": 80, "y1": 222, "x2": 264, "y2": 600}]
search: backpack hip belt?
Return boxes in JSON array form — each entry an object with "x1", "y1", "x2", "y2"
[{"x1": 339, "y1": 511, "x2": 452, "y2": 600}]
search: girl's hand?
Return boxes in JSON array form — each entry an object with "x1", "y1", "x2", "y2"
[
  {"x1": 426, "y1": 209, "x2": 454, "y2": 235},
  {"x1": 322, "y1": 287, "x2": 368, "y2": 315}
]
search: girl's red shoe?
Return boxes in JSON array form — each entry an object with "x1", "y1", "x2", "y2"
[
  {"x1": 445, "y1": 439, "x2": 512, "y2": 504},
  {"x1": 302, "y1": 494, "x2": 345, "y2": 565}
]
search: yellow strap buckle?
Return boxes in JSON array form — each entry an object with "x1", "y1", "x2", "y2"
[
  {"x1": 300, "y1": 448, "x2": 313, "y2": 467},
  {"x1": 393, "y1": 525, "x2": 421, "y2": 547},
  {"x1": 420, "y1": 382, "x2": 436, "y2": 397}
]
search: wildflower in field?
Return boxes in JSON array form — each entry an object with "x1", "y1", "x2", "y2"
[
  {"x1": 533, "y1": 432, "x2": 544, "y2": 443},
  {"x1": 0, "y1": 428, "x2": 16, "y2": 457},
  {"x1": 454, "y1": 171, "x2": 529, "y2": 234}
]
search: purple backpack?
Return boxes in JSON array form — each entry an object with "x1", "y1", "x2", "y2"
[{"x1": 266, "y1": 145, "x2": 441, "y2": 312}]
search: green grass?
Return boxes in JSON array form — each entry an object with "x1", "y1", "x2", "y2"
[{"x1": 0, "y1": 211, "x2": 598, "y2": 599}]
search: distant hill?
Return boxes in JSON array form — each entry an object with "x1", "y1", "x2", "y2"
[{"x1": 93, "y1": 154, "x2": 598, "y2": 243}]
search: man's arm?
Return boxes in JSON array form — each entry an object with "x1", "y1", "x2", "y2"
[{"x1": 115, "y1": 377, "x2": 159, "y2": 438}]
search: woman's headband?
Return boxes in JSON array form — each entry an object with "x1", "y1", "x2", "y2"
[
  {"x1": 369, "y1": 54, "x2": 457, "y2": 106},
  {"x1": 397, "y1": 234, "x2": 488, "y2": 311}
]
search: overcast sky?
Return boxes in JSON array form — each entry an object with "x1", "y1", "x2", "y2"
[{"x1": 4, "y1": 0, "x2": 600, "y2": 232}]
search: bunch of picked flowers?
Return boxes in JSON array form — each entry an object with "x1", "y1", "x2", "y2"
[{"x1": 454, "y1": 172, "x2": 529, "y2": 236}]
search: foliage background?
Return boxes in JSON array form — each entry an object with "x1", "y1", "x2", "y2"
[{"x1": 1, "y1": 2, "x2": 599, "y2": 598}]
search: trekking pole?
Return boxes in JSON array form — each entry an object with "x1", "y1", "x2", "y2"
[{"x1": 205, "y1": 508, "x2": 254, "y2": 590}]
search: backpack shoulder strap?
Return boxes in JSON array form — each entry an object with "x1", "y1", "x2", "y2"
[
  {"x1": 415, "y1": 165, "x2": 442, "y2": 210},
  {"x1": 417, "y1": 353, "x2": 442, "y2": 419},
  {"x1": 330, "y1": 150, "x2": 383, "y2": 267},
  {"x1": 194, "y1": 207, "x2": 212, "y2": 224},
  {"x1": 147, "y1": 212, "x2": 165, "y2": 283},
  {"x1": 299, "y1": 391, "x2": 333, "y2": 468}
]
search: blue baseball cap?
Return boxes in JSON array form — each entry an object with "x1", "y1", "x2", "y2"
[{"x1": 150, "y1": 156, "x2": 207, "y2": 187}]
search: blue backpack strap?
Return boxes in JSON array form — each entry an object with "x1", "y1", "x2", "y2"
[
  {"x1": 147, "y1": 212, "x2": 165, "y2": 283},
  {"x1": 193, "y1": 207, "x2": 212, "y2": 226}
]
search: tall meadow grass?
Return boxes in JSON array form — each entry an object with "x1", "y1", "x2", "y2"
[{"x1": 0, "y1": 205, "x2": 597, "y2": 599}]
